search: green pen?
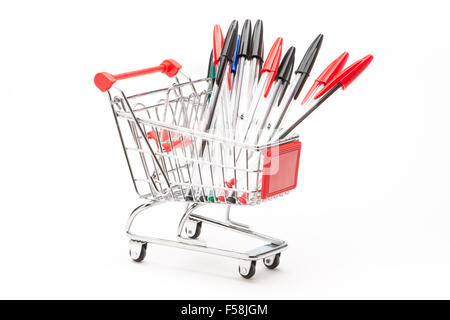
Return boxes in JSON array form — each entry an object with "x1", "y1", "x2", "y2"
[{"x1": 207, "y1": 49, "x2": 216, "y2": 101}]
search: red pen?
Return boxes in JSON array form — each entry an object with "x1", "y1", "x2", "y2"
[
  {"x1": 275, "y1": 54, "x2": 374, "y2": 141},
  {"x1": 238, "y1": 37, "x2": 283, "y2": 144},
  {"x1": 213, "y1": 24, "x2": 232, "y2": 91},
  {"x1": 301, "y1": 52, "x2": 349, "y2": 105},
  {"x1": 213, "y1": 25, "x2": 223, "y2": 66}
]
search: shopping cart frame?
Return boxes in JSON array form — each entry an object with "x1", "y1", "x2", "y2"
[{"x1": 95, "y1": 60, "x2": 301, "y2": 278}]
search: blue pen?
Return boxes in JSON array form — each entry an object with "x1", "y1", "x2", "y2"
[
  {"x1": 230, "y1": 19, "x2": 253, "y2": 134},
  {"x1": 231, "y1": 34, "x2": 241, "y2": 81}
]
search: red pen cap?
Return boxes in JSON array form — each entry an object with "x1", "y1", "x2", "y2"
[
  {"x1": 261, "y1": 37, "x2": 283, "y2": 97},
  {"x1": 317, "y1": 52, "x2": 349, "y2": 84},
  {"x1": 261, "y1": 37, "x2": 283, "y2": 73},
  {"x1": 213, "y1": 25, "x2": 224, "y2": 66},
  {"x1": 302, "y1": 52, "x2": 349, "y2": 104},
  {"x1": 314, "y1": 54, "x2": 373, "y2": 99}
]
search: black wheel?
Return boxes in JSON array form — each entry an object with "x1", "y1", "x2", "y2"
[
  {"x1": 239, "y1": 261, "x2": 256, "y2": 279},
  {"x1": 263, "y1": 253, "x2": 281, "y2": 269},
  {"x1": 185, "y1": 221, "x2": 202, "y2": 239},
  {"x1": 129, "y1": 242, "x2": 147, "y2": 263}
]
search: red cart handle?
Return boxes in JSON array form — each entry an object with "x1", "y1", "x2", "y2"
[{"x1": 94, "y1": 59, "x2": 182, "y2": 92}]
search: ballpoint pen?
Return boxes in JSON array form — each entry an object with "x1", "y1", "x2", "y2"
[
  {"x1": 211, "y1": 23, "x2": 232, "y2": 127},
  {"x1": 201, "y1": 20, "x2": 238, "y2": 155},
  {"x1": 186, "y1": 25, "x2": 225, "y2": 202},
  {"x1": 201, "y1": 21, "x2": 238, "y2": 202},
  {"x1": 275, "y1": 54, "x2": 374, "y2": 141},
  {"x1": 238, "y1": 37, "x2": 283, "y2": 146},
  {"x1": 206, "y1": 49, "x2": 216, "y2": 102},
  {"x1": 218, "y1": 20, "x2": 252, "y2": 204},
  {"x1": 229, "y1": 39, "x2": 285, "y2": 204},
  {"x1": 231, "y1": 34, "x2": 241, "y2": 85},
  {"x1": 213, "y1": 24, "x2": 224, "y2": 66},
  {"x1": 185, "y1": 50, "x2": 216, "y2": 202},
  {"x1": 217, "y1": 20, "x2": 239, "y2": 138},
  {"x1": 301, "y1": 51, "x2": 349, "y2": 105},
  {"x1": 226, "y1": 47, "x2": 295, "y2": 204},
  {"x1": 204, "y1": 24, "x2": 223, "y2": 116},
  {"x1": 207, "y1": 49, "x2": 214, "y2": 82},
  {"x1": 230, "y1": 19, "x2": 252, "y2": 133},
  {"x1": 246, "y1": 19, "x2": 264, "y2": 105},
  {"x1": 252, "y1": 46, "x2": 296, "y2": 145},
  {"x1": 266, "y1": 34, "x2": 323, "y2": 141}
]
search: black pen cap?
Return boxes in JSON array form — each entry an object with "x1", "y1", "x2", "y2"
[
  {"x1": 221, "y1": 20, "x2": 239, "y2": 61},
  {"x1": 295, "y1": 34, "x2": 323, "y2": 75},
  {"x1": 216, "y1": 20, "x2": 239, "y2": 85},
  {"x1": 276, "y1": 46, "x2": 296, "y2": 104},
  {"x1": 276, "y1": 46, "x2": 296, "y2": 83},
  {"x1": 238, "y1": 19, "x2": 252, "y2": 58},
  {"x1": 293, "y1": 34, "x2": 323, "y2": 99},
  {"x1": 250, "y1": 19, "x2": 264, "y2": 61}
]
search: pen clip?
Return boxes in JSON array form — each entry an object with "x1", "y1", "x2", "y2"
[
  {"x1": 261, "y1": 37, "x2": 283, "y2": 97},
  {"x1": 314, "y1": 54, "x2": 374, "y2": 99},
  {"x1": 213, "y1": 24, "x2": 224, "y2": 66},
  {"x1": 302, "y1": 51, "x2": 349, "y2": 104}
]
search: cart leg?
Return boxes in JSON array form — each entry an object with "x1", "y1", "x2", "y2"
[
  {"x1": 176, "y1": 202, "x2": 203, "y2": 239},
  {"x1": 126, "y1": 202, "x2": 161, "y2": 263},
  {"x1": 125, "y1": 201, "x2": 161, "y2": 236},
  {"x1": 224, "y1": 205, "x2": 250, "y2": 229}
]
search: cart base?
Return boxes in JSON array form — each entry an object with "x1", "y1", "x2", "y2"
[{"x1": 126, "y1": 201, "x2": 288, "y2": 279}]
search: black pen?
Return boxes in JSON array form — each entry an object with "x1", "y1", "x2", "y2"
[
  {"x1": 201, "y1": 20, "x2": 238, "y2": 155},
  {"x1": 230, "y1": 19, "x2": 252, "y2": 132},
  {"x1": 253, "y1": 46, "x2": 296, "y2": 145},
  {"x1": 246, "y1": 19, "x2": 264, "y2": 105},
  {"x1": 267, "y1": 34, "x2": 323, "y2": 141}
]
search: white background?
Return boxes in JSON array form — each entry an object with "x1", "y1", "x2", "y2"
[{"x1": 1, "y1": 0, "x2": 450, "y2": 299}]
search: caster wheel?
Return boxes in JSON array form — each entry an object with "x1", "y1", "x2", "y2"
[
  {"x1": 263, "y1": 253, "x2": 281, "y2": 269},
  {"x1": 185, "y1": 221, "x2": 202, "y2": 239},
  {"x1": 129, "y1": 240, "x2": 147, "y2": 262},
  {"x1": 239, "y1": 261, "x2": 256, "y2": 279}
]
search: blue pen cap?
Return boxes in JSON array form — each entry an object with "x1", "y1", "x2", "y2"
[{"x1": 231, "y1": 34, "x2": 241, "y2": 74}]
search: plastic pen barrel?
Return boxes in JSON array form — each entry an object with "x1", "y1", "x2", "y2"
[
  {"x1": 254, "y1": 46, "x2": 296, "y2": 145},
  {"x1": 201, "y1": 20, "x2": 238, "y2": 155}
]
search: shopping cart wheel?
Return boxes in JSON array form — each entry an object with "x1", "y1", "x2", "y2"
[
  {"x1": 185, "y1": 221, "x2": 202, "y2": 239},
  {"x1": 238, "y1": 261, "x2": 256, "y2": 279},
  {"x1": 129, "y1": 240, "x2": 147, "y2": 263},
  {"x1": 263, "y1": 253, "x2": 281, "y2": 269}
]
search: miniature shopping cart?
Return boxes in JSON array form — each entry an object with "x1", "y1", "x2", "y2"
[{"x1": 94, "y1": 60, "x2": 302, "y2": 278}]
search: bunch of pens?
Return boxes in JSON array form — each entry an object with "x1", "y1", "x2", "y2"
[{"x1": 189, "y1": 19, "x2": 373, "y2": 203}]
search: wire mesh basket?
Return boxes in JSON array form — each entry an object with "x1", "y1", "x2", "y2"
[{"x1": 106, "y1": 71, "x2": 301, "y2": 206}]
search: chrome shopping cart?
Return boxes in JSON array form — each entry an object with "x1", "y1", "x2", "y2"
[{"x1": 94, "y1": 60, "x2": 302, "y2": 278}]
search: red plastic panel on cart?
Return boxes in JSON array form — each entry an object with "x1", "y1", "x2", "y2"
[{"x1": 260, "y1": 141, "x2": 301, "y2": 199}]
